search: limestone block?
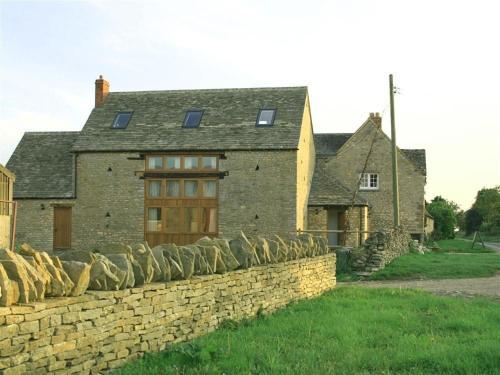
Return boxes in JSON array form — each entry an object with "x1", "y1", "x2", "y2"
[
  {"x1": 56, "y1": 250, "x2": 97, "y2": 265},
  {"x1": 0, "y1": 262, "x2": 18, "y2": 306},
  {"x1": 0, "y1": 259, "x2": 37, "y2": 303},
  {"x1": 131, "y1": 243, "x2": 157, "y2": 284},
  {"x1": 178, "y1": 247, "x2": 195, "y2": 279},
  {"x1": 88, "y1": 254, "x2": 121, "y2": 291},
  {"x1": 214, "y1": 239, "x2": 239, "y2": 271},
  {"x1": 151, "y1": 246, "x2": 171, "y2": 281},
  {"x1": 60, "y1": 261, "x2": 91, "y2": 296},
  {"x1": 255, "y1": 237, "x2": 272, "y2": 264},
  {"x1": 163, "y1": 244, "x2": 184, "y2": 280},
  {"x1": 105, "y1": 254, "x2": 134, "y2": 289}
]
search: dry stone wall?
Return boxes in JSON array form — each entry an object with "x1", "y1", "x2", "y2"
[
  {"x1": 351, "y1": 227, "x2": 411, "y2": 274},
  {"x1": 0, "y1": 253, "x2": 335, "y2": 374}
]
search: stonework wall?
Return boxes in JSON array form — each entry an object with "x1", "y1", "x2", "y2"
[
  {"x1": 0, "y1": 254, "x2": 335, "y2": 374},
  {"x1": 14, "y1": 200, "x2": 76, "y2": 251},
  {"x1": 218, "y1": 150, "x2": 297, "y2": 239},
  {"x1": 323, "y1": 123, "x2": 426, "y2": 235},
  {"x1": 296, "y1": 96, "x2": 315, "y2": 231},
  {"x1": 73, "y1": 153, "x2": 145, "y2": 250},
  {"x1": 307, "y1": 207, "x2": 327, "y2": 239},
  {"x1": 351, "y1": 227, "x2": 411, "y2": 274}
]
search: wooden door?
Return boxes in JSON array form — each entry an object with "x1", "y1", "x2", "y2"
[{"x1": 53, "y1": 206, "x2": 72, "y2": 249}]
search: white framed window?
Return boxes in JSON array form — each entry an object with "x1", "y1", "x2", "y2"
[{"x1": 360, "y1": 173, "x2": 379, "y2": 190}]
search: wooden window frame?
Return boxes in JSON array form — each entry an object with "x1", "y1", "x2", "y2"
[
  {"x1": 145, "y1": 154, "x2": 219, "y2": 173},
  {"x1": 359, "y1": 173, "x2": 379, "y2": 191}
]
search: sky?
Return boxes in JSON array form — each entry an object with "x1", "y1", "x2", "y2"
[{"x1": 0, "y1": 0, "x2": 499, "y2": 210}]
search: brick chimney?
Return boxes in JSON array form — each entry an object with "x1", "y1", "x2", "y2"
[
  {"x1": 95, "y1": 75, "x2": 109, "y2": 107},
  {"x1": 369, "y1": 112, "x2": 382, "y2": 129}
]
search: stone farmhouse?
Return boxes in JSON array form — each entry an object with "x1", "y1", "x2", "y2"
[{"x1": 7, "y1": 76, "x2": 426, "y2": 251}]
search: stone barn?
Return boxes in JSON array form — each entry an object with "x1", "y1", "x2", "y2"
[{"x1": 0, "y1": 163, "x2": 15, "y2": 249}]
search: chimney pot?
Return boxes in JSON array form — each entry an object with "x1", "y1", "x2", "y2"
[
  {"x1": 369, "y1": 112, "x2": 382, "y2": 129},
  {"x1": 95, "y1": 75, "x2": 110, "y2": 107}
]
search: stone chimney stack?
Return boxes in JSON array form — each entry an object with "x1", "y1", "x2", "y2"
[
  {"x1": 369, "y1": 112, "x2": 382, "y2": 129},
  {"x1": 95, "y1": 75, "x2": 110, "y2": 107}
]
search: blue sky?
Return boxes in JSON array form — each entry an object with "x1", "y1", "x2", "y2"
[{"x1": 1, "y1": 0, "x2": 499, "y2": 209}]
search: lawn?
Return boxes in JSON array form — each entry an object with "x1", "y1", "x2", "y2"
[
  {"x1": 456, "y1": 232, "x2": 500, "y2": 243},
  {"x1": 114, "y1": 287, "x2": 500, "y2": 375},
  {"x1": 434, "y1": 238, "x2": 494, "y2": 253},
  {"x1": 369, "y1": 252, "x2": 500, "y2": 280}
]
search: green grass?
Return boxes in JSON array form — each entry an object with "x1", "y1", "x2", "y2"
[
  {"x1": 456, "y1": 232, "x2": 500, "y2": 243},
  {"x1": 114, "y1": 287, "x2": 500, "y2": 375},
  {"x1": 370, "y1": 252, "x2": 500, "y2": 280},
  {"x1": 434, "y1": 238, "x2": 494, "y2": 253}
]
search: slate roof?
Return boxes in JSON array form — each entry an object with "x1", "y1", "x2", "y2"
[
  {"x1": 308, "y1": 159, "x2": 368, "y2": 206},
  {"x1": 401, "y1": 149, "x2": 426, "y2": 175},
  {"x1": 7, "y1": 132, "x2": 79, "y2": 199},
  {"x1": 72, "y1": 86, "x2": 308, "y2": 152},
  {"x1": 314, "y1": 133, "x2": 353, "y2": 155},
  {"x1": 314, "y1": 133, "x2": 426, "y2": 175}
]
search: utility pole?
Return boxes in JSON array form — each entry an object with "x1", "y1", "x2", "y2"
[{"x1": 389, "y1": 74, "x2": 400, "y2": 227}]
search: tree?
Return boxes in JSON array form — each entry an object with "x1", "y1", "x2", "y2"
[
  {"x1": 427, "y1": 196, "x2": 459, "y2": 240},
  {"x1": 464, "y1": 207, "x2": 482, "y2": 235},
  {"x1": 470, "y1": 186, "x2": 500, "y2": 235}
]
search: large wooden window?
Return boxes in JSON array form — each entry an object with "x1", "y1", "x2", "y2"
[{"x1": 144, "y1": 154, "x2": 219, "y2": 246}]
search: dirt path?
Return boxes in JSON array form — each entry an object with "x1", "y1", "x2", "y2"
[{"x1": 340, "y1": 275, "x2": 500, "y2": 299}]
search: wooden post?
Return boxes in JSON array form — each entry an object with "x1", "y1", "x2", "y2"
[{"x1": 389, "y1": 74, "x2": 400, "y2": 227}]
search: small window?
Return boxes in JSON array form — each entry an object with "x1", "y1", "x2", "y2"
[
  {"x1": 148, "y1": 156, "x2": 163, "y2": 170},
  {"x1": 111, "y1": 112, "x2": 133, "y2": 129},
  {"x1": 256, "y1": 109, "x2": 276, "y2": 126},
  {"x1": 166, "y1": 180, "x2": 180, "y2": 197},
  {"x1": 184, "y1": 180, "x2": 198, "y2": 197},
  {"x1": 360, "y1": 173, "x2": 379, "y2": 190},
  {"x1": 148, "y1": 181, "x2": 162, "y2": 198},
  {"x1": 147, "y1": 208, "x2": 162, "y2": 232},
  {"x1": 166, "y1": 156, "x2": 181, "y2": 169},
  {"x1": 202, "y1": 156, "x2": 217, "y2": 169},
  {"x1": 202, "y1": 180, "x2": 217, "y2": 198},
  {"x1": 184, "y1": 156, "x2": 199, "y2": 170},
  {"x1": 183, "y1": 110, "x2": 203, "y2": 128}
]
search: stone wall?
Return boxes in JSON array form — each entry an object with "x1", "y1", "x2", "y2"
[
  {"x1": 14, "y1": 200, "x2": 76, "y2": 250},
  {"x1": 0, "y1": 254, "x2": 335, "y2": 374},
  {"x1": 219, "y1": 150, "x2": 298, "y2": 239},
  {"x1": 351, "y1": 227, "x2": 411, "y2": 274}
]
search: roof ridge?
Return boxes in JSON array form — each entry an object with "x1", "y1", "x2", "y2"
[
  {"x1": 24, "y1": 131, "x2": 80, "y2": 135},
  {"x1": 109, "y1": 86, "x2": 308, "y2": 95}
]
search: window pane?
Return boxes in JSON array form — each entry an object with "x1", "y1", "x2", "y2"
[
  {"x1": 257, "y1": 109, "x2": 276, "y2": 126},
  {"x1": 112, "y1": 112, "x2": 132, "y2": 129},
  {"x1": 148, "y1": 156, "x2": 163, "y2": 169},
  {"x1": 183, "y1": 111, "x2": 203, "y2": 128},
  {"x1": 202, "y1": 156, "x2": 217, "y2": 169},
  {"x1": 370, "y1": 174, "x2": 378, "y2": 188},
  {"x1": 184, "y1": 156, "x2": 198, "y2": 169},
  {"x1": 166, "y1": 180, "x2": 180, "y2": 197},
  {"x1": 147, "y1": 208, "x2": 162, "y2": 232},
  {"x1": 203, "y1": 181, "x2": 217, "y2": 198},
  {"x1": 148, "y1": 181, "x2": 162, "y2": 197},
  {"x1": 184, "y1": 180, "x2": 198, "y2": 197},
  {"x1": 166, "y1": 156, "x2": 180, "y2": 169},
  {"x1": 184, "y1": 208, "x2": 198, "y2": 233},
  {"x1": 165, "y1": 208, "x2": 180, "y2": 233},
  {"x1": 201, "y1": 208, "x2": 217, "y2": 233}
]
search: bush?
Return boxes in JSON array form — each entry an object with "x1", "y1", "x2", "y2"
[{"x1": 427, "y1": 196, "x2": 459, "y2": 240}]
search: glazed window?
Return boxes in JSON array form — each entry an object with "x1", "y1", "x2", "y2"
[
  {"x1": 148, "y1": 156, "x2": 163, "y2": 170},
  {"x1": 183, "y1": 110, "x2": 203, "y2": 128},
  {"x1": 148, "y1": 180, "x2": 162, "y2": 198},
  {"x1": 184, "y1": 180, "x2": 198, "y2": 197},
  {"x1": 202, "y1": 156, "x2": 217, "y2": 169},
  {"x1": 111, "y1": 112, "x2": 133, "y2": 129},
  {"x1": 202, "y1": 180, "x2": 217, "y2": 198},
  {"x1": 184, "y1": 156, "x2": 199, "y2": 170},
  {"x1": 360, "y1": 173, "x2": 379, "y2": 190},
  {"x1": 201, "y1": 207, "x2": 217, "y2": 233},
  {"x1": 256, "y1": 109, "x2": 276, "y2": 126},
  {"x1": 166, "y1": 180, "x2": 180, "y2": 197},
  {"x1": 166, "y1": 156, "x2": 181, "y2": 169},
  {"x1": 147, "y1": 208, "x2": 162, "y2": 232}
]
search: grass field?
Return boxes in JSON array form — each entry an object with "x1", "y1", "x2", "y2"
[
  {"x1": 114, "y1": 287, "x2": 500, "y2": 375},
  {"x1": 369, "y1": 252, "x2": 500, "y2": 280},
  {"x1": 433, "y1": 238, "x2": 494, "y2": 253},
  {"x1": 456, "y1": 232, "x2": 500, "y2": 243}
]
